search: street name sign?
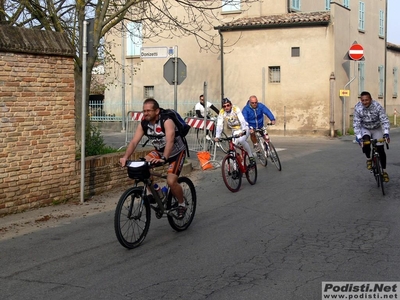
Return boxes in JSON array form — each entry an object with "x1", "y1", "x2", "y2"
[{"x1": 140, "y1": 47, "x2": 168, "y2": 58}]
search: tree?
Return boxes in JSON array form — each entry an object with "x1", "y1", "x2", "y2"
[{"x1": 0, "y1": 0, "x2": 255, "y2": 143}]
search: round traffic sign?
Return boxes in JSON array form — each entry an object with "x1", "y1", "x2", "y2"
[{"x1": 349, "y1": 44, "x2": 364, "y2": 60}]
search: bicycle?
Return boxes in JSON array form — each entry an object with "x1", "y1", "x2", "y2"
[
  {"x1": 217, "y1": 131, "x2": 257, "y2": 192},
  {"x1": 114, "y1": 159, "x2": 197, "y2": 249},
  {"x1": 253, "y1": 124, "x2": 282, "y2": 171},
  {"x1": 363, "y1": 138, "x2": 389, "y2": 195},
  {"x1": 196, "y1": 116, "x2": 229, "y2": 154}
]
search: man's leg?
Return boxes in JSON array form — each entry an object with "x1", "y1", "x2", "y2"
[{"x1": 167, "y1": 151, "x2": 186, "y2": 218}]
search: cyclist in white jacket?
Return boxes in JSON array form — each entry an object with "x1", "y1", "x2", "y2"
[
  {"x1": 353, "y1": 91, "x2": 390, "y2": 182},
  {"x1": 214, "y1": 98, "x2": 256, "y2": 166}
]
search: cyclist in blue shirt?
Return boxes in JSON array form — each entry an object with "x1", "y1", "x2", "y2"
[{"x1": 242, "y1": 95, "x2": 276, "y2": 151}]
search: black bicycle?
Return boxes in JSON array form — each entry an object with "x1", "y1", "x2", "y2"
[
  {"x1": 114, "y1": 160, "x2": 197, "y2": 249},
  {"x1": 363, "y1": 138, "x2": 389, "y2": 195}
]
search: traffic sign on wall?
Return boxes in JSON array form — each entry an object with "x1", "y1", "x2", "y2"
[{"x1": 348, "y1": 43, "x2": 364, "y2": 61}]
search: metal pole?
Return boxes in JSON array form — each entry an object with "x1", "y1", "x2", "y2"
[
  {"x1": 329, "y1": 72, "x2": 336, "y2": 137},
  {"x1": 80, "y1": 20, "x2": 88, "y2": 204},
  {"x1": 218, "y1": 30, "x2": 224, "y2": 106},
  {"x1": 121, "y1": 21, "x2": 126, "y2": 132},
  {"x1": 203, "y1": 82, "x2": 208, "y2": 151},
  {"x1": 174, "y1": 45, "x2": 178, "y2": 111}
]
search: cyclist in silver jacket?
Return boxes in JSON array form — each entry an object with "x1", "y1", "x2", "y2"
[{"x1": 353, "y1": 91, "x2": 390, "y2": 182}]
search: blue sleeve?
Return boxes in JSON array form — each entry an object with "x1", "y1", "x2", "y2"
[{"x1": 261, "y1": 105, "x2": 275, "y2": 120}]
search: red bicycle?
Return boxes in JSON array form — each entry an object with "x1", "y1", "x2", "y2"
[{"x1": 217, "y1": 132, "x2": 257, "y2": 192}]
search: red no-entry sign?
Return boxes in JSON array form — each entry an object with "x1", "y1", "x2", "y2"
[{"x1": 349, "y1": 44, "x2": 364, "y2": 60}]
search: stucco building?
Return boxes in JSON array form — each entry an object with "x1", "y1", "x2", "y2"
[{"x1": 104, "y1": 0, "x2": 399, "y2": 136}]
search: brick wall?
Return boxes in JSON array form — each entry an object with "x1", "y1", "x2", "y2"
[
  {"x1": 0, "y1": 27, "x2": 77, "y2": 215},
  {"x1": 78, "y1": 150, "x2": 152, "y2": 199},
  {"x1": 0, "y1": 26, "x2": 188, "y2": 216},
  {"x1": 0, "y1": 51, "x2": 77, "y2": 215}
]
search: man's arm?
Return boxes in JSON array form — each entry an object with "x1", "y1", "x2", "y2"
[
  {"x1": 162, "y1": 119, "x2": 176, "y2": 160},
  {"x1": 210, "y1": 104, "x2": 219, "y2": 115},
  {"x1": 378, "y1": 105, "x2": 390, "y2": 135},
  {"x1": 353, "y1": 106, "x2": 362, "y2": 139},
  {"x1": 120, "y1": 123, "x2": 145, "y2": 166},
  {"x1": 261, "y1": 105, "x2": 276, "y2": 124},
  {"x1": 215, "y1": 111, "x2": 224, "y2": 138}
]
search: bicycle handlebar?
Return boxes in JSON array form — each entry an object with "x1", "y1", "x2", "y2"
[
  {"x1": 362, "y1": 138, "x2": 389, "y2": 150},
  {"x1": 217, "y1": 130, "x2": 246, "y2": 141},
  {"x1": 125, "y1": 159, "x2": 166, "y2": 168}
]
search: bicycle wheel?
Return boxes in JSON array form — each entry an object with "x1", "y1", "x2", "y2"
[
  {"x1": 375, "y1": 155, "x2": 385, "y2": 195},
  {"x1": 244, "y1": 152, "x2": 257, "y2": 185},
  {"x1": 217, "y1": 132, "x2": 229, "y2": 154},
  {"x1": 114, "y1": 187, "x2": 151, "y2": 249},
  {"x1": 221, "y1": 154, "x2": 242, "y2": 192},
  {"x1": 167, "y1": 177, "x2": 197, "y2": 231},
  {"x1": 267, "y1": 142, "x2": 282, "y2": 171},
  {"x1": 372, "y1": 157, "x2": 380, "y2": 187},
  {"x1": 256, "y1": 136, "x2": 268, "y2": 167}
]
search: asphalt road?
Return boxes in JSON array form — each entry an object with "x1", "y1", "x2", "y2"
[{"x1": 1, "y1": 131, "x2": 400, "y2": 300}]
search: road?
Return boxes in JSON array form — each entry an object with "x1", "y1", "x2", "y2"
[{"x1": 1, "y1": 132, "x2": 400, "y2": 300}]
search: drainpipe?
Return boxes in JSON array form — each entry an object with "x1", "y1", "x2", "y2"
[
  {"x1": 384, "y1": 0, "x2": 388, "y2": 110},
  {"x1": 218, "y1": 29, "x2": 224, "y2": 107},
  {"x1": 330, "y1": 72, "x2": 336, "y2": 137}
]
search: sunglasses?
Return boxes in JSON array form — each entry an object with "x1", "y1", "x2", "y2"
[
  {"x1": 250, "y1": 102, "x2": 258, "y2": 104},
  {"x1": 223, "y1": 104, "x2": 231, "y2": 108}
]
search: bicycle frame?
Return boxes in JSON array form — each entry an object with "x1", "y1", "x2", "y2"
[
  {"x1": 227, "y1": 139, "x2": 248, "y2": 173},
  {"x1": 363, "y1": 138, "x2": 388, "y2": 195}
]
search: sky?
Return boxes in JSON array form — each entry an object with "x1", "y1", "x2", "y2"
[{"x1": 388, "y1": 0, "x2": 400, "y2": 45}]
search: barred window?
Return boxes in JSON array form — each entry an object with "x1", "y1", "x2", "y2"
[
  {"x1": 291, "y1": 47, "x2": 300, "y2": 57},
  {"x1": 269, "y1": 66, "x2": 281, "y2": 83},
  {"x1": 144, "y1": 86, "x2": 154, "y2": 98}
]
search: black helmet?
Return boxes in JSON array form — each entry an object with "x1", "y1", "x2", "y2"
[{"x1": 222, "y1": 98, "x2": 231, "y2": 105}]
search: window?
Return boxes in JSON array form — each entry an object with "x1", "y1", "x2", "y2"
[
  {"x1": 325, "y1": 0, "x2": 330, "y2": 11},
  {"x1": 343, "y1": 0, "x2": 350, "y2": 8},
  {"x1": 358, "y1": 2, "x2": 365, "y2": 31},
  {"x1": 291, "y1": 0, "x2": 300, "y2": 10},
  {"x1": 127, "y1": 22, "x2": 142, "y2": 56},
  {"x1": 358, "y1": 62, "x2": 365, "y2": 95},
  {"x1": 378, "y1": 65, "x2": 384, "y2": 97},
  {"x1": 291, "y1": 47, "x2": 300, "y2": 57},
  {"x1": 269, "y1": 67, "x2": 281, "y2": 83},
  {"x1": 144, "y1": 86, "x2": 154, "y2": 98},
  {"x1": 393, "y1": 67, "x2": 398, "y2": 98},
  {"x1": 379, "y1": 10, "x2": 385, "y2": 37},
  {"x1": 222, "y1": 0, "x2": 241, "y2": 12}
]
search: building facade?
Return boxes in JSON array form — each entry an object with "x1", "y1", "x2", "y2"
[{"x1": 104, "y1": 0, "x2": 399, "y2": 136}]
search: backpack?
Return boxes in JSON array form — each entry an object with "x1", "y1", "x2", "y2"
[
  {"x1": 141, "y1": 108, "x2": 191, "y2": 157},
  {"x1": 159, "y1": 108, "x2": 191, "y2": 138}
]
